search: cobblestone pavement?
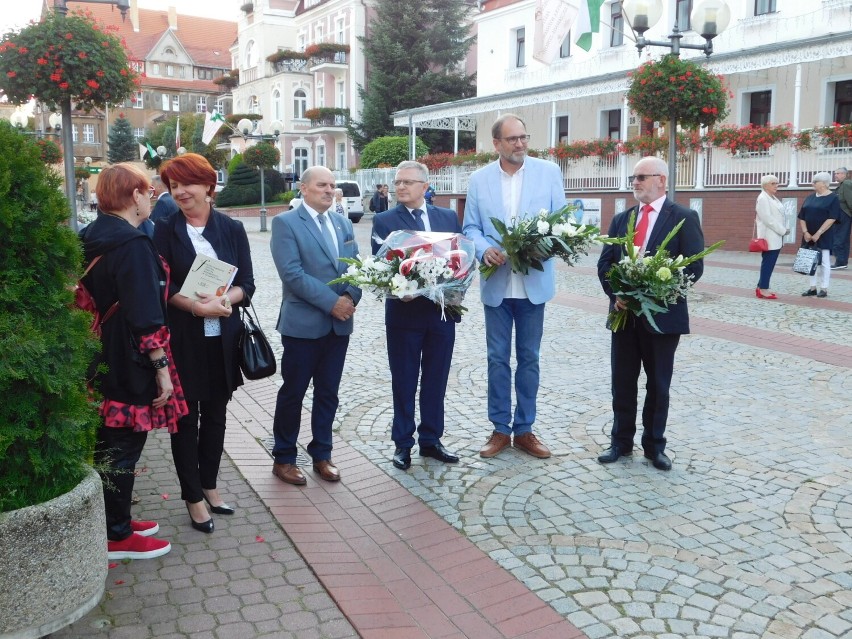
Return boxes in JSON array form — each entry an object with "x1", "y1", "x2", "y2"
[
  {"x1": 244, "y1": 215, "x2": 852, "y2": 639},
  {"x1": 53, "y1": 213, "x2": 852, "y2": 639}
]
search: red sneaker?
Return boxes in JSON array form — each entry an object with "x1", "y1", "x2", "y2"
[
  {"x1": 130, "y1": 520, "x2": 159, "y2": 537},
  {"x1": 107, "y1": 533, "x2": 171, "y2": 560}
]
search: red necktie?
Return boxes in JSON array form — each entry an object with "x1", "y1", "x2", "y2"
[{"x1": 634, "y1": 204, "x2": 653, "y2": 248}]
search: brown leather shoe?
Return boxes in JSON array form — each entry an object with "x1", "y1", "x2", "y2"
[
  {"x1": 479, "y1": 431, "x2": 511, "y2": 458},
  {"x1": 272, "y1": 463, "x2": 306, "y2": 486},
  {"x1": 513, "y1": 432, "x2": 551, "y2": 459},
  {"x1": 312, "y1": 460, "x2": 341, "y2": 482}
]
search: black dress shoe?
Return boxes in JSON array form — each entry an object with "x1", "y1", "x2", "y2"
[
  {"x1": 597, "y1": 446, "x2": 632, "y2": 464},
  {"x1": 185, "y1": 503, "x2": 214, "y2": 533},
  {"x1": 392, "y1": 447, "x2": 412, "y2": 470},
  {"x1": 419, "y1": 442, "x2": 459, "y2": 464},
  {"x1": 644, "y1": 451, "x2": 672, "y2": 471},
  {"x1": 203, "y1": 496, "x2": 235, "y2": 515}
]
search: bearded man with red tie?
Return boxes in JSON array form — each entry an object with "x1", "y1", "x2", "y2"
[{"x1": 596, "y1": 156, "x2": 705, "y2": 471}]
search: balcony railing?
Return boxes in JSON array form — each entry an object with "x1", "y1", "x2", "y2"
[
  {"x1": 307, "y1": 108, "x2": 349, "y2": 129},
  {"x1": 271, "y1": 58, "x2": 309, "y2": 74},
  {"x1": 310, "y1": 51, "x2": 348, "y2": 67}
]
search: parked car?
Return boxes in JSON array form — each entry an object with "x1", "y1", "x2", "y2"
[{"x1": 288, "y1": 179, "x2": 364, "y2": 223}]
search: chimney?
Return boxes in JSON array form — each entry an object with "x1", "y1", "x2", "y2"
[
  {"x1": 130, "y1": 0, "x2": 139, "y2": 32},
  {"x1": 168, "y1": 6, "x2": 178, "y2": 30}
]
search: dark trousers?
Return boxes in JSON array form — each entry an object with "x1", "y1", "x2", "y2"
[
  {"x1": 386, "y1": 320, "x2": 455, "y2": 449},
  {"x1": 171, "y1": 337, "x2": 229, "y2": 504},
  {"x1": 95, "y1": 425, "x2": 149, "y2": 541},
  {"x1": 271, "y1": 332, "x2": 349, "y2": 465},
  {"x1": 757, "y1": 248, "x2": 781, "y2": 289},
  {"x1": 610, "y1": 319, "x2": 680, "y2": 454},
  {"x1": 832, "y1": 212, "x2": 851, "y2": 266}
]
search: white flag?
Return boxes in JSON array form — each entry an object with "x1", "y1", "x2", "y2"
[
  {"x1": 201, "y1": 111, "x2": 226, "y2": 146},
  {"x1": 532, "y1": 0, "x2": 580, "y2": 65},
  {"x1": 139, "y1": 143, "x2": 148, "y2": 161}
]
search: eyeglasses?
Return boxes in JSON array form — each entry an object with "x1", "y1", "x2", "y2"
[
  {"x1": 628, "y1": 174, "x2": 663, "y2": 183},
  {"x1": 498, "y1": 134, "x2": 531, "y2": 144},
  {"x1": 393, "y1": 179, "x2": 426, "y2": 187}
]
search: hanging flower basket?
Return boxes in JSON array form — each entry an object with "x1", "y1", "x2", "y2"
[
  {"x1": 704, "y1": 123, "x2": 792, "y2": 155},
  {"x1": 627, "y1": 54, "x2": 730, "y2": 130},
  {"x1": 550, "y1": 138, "x2": 620, "y2": 162},
  {"x1": 0, "y1": 9, "x2": 138, "y2": 111}
]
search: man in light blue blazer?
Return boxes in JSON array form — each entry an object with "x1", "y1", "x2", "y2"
[
  {"x1": 463, "y1": 114, "x2": 567, "y2": 460},
  {"x1": 270, "y1": 166, "x2": 361, "y2": 486}
]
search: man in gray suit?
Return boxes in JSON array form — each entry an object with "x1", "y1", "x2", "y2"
[{"x1": 269, "y1": 166, "x2": 362, "y2": 486}]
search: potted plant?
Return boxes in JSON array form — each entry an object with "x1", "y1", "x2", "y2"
[
  {"x1": 626, "y1": 54, "x2": 730, "y2": 130},
  {"x1": 704, "y1": 123, "x2": 793, "y2": 155},
  {"x1": 0, "y1": 9, "x2": 137, "y2": 637}
]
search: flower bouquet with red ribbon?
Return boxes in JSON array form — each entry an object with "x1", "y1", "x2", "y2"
[{"x1": 329, "y1": 230, "x2": 476, "y2": 318}]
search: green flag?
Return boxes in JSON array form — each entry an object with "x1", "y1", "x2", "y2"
[
  {"x1": 575, "y1": 0, "x2": 605, "y2": 52},
  {"x1": 146, "y1": 142, "x2": 158, "y2": 159}
]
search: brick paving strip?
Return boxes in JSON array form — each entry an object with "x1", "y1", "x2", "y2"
[{"x1": 228, "y1": 384, "x2": 587, "y2": 639}]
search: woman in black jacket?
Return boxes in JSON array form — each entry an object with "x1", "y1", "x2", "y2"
[
  {"x1": 153, "y1": 153, "x2": 256, "y2": 533},
  {"x1": 81, "y1": 163, "x2": 188, "y2": 560}
]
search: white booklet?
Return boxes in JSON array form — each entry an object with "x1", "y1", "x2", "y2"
[{"x1": 178, "y1": 254, "x2": 237, "y2": 300}]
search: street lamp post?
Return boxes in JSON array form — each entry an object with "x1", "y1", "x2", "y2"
[
  {"x1": 237, "y1": 118, "x2": 284, "y2": 233},
  {"x1": 52, "y1": 0, "x2": 130, "y2": 230},
  {"x1": 622, "y1": 0, "x2": 731, "y2": 201}
]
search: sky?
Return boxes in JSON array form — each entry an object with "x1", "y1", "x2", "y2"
[{"x1": 1, "y1": 0, "x2": 243, "y2": 34}]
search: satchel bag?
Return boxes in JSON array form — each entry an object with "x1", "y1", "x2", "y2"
[
  {"x1": 238, "y1": 296, "x2": 277, "y2": 380},
  {"x1": 792, "y1": 244, "x2": 821, "y2": 275},
  {"x1": 749, "y1": 222, "x2": 768, "y2": 252}
]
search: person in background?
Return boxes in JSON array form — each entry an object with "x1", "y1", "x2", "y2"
[
  {"x1": 424, "y1": 184, "x2": 435, "y2": 206},
  {"x1": 754, "y1": 174, "x2": 788, "y2": 299},
  {"x1": 270, "y1": 166, "x2": 362, "y2": 486},
  {"x1": 332, "y1": 187, "x2": 349, "y2": 219},
  {"x1": 154, "y1": 153, "x2": 256, "y2": 533},
  {"x1": 80, "y1": 162, "x2": 188, "y2": 560},
  {"x1": 371, "y1": 161, "x2": 462, "y2": 471},
  {"x1": 830, "y1": 166, "x2": 852, "y2": 269},
  {"x1": 463, "y1": 113, "x2": 566, "y2": 460},
  {"x1": 799, "y1": 171, "x2": 841, "y2": 298},
  {"x1": 150, "y1": 175, "x2": 180, "y2": 223}
]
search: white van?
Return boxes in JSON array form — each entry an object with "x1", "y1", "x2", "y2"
[{"x1": 289, "y1": 179, "x2": 364, "y2": 223}]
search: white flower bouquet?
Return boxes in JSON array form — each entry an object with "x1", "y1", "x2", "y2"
[
  {"x1": 602, "y1": 213, "x2": 724, "y2": 332},
  {"x1": 479, "y1": 204, "x2": 600, "y2": 279},
  {"x1": 330, "y1": 230, "x2": 476, "y2": 318}
]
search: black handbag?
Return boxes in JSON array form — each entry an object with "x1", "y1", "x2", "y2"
[{"x1": 237, "y1": 296, "x2": 276, "y2": 380}]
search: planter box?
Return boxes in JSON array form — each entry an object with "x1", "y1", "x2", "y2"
[{"x1": 0, "y1": 469, "x2": 106, "y2": 639}]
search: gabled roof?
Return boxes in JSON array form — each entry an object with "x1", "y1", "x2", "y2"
[{"x1": 80, "y1": 4, "x2": 236, "y2": 69}]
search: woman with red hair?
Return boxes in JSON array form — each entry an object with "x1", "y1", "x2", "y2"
[
  {"x1": 80, "y1": 162, "x2": 188, "y2": 560},
  {"x1": 153, "y1": 153, "x2": 255, "y2": 533}
]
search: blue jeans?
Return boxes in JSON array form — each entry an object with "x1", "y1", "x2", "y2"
[
  {"x1": 832, "y1": 212, "x2": 851, "y2": 266},
  {"x1": 484, "y1": 298, "x2": 545, "y2": 436},
  {"x1": 757, "y1": 248, "x2": 780, "y2": 289}
]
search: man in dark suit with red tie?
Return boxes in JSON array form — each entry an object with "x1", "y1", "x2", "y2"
[
  {"x1": 371, "y1": 161, "x2": 463, "y2": 470},
  {"x1": 596, "y1": 156, "x2": 705, "y2": 471}
]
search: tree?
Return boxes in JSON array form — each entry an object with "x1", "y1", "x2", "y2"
[
  {"x1": 348, "y1": 0, "x2": 476, "y2": 153},
  {"x1": 360, "y1": 136, "x2": 428, "y2": 169},
  {"x1": 107, "y1": 113, "x2": 137, "y2": 163},
  {"x1": 141, "y1": 114, "x2": 226, "y2": 171}
]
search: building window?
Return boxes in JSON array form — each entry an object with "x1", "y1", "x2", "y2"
[
  {"x1": 335, "y1": 18, "x2": 345, "y2": 44},
  {"x1": 248, "y1": 95, "x2": 259, "y2": 115},
  {"x1": 515, "y1": 27, "x2": 526, "y2": 68},
  {"x1": 748, "y1": 90, "x2": 772, "y2": 126},
  {"x1": 834, "y1": 80, "x2": 852, "y2": 124},
  {"x1": 316, "y1": 25, "x2": 324, "y2": 42},
  {"x1": 317, "y1": 143, "x2": 326, "y2": 168},
  {"x1": 172, "y1": 95, "x2": 180, "y2": 111},
  {"x1": 167, "y1": 64, "x2": 174, "y2": 77},
  {"x1": 245, "y1": 40, "x2": 256, "y2": 68},
  {"x1": 132, "y1": 91, "x2": 143, "y2": 109},
  {"x1": 133, "y1": 127, "x2": 145, "y2": 140},
  {"x1": 754, "y1": 0, "x2": 776, "y2": 16},
  {"x1": 179, "y1": 66, "x2": 185, "y2": 78},
  {"x1": 337, "y1": 142, "x2": 346, "y2": 170},
  {"x1": 298, "y1": 34, "x2": 306, "y2": 51},
  {"x1": 215, "y1": 98, "x2": 226, "y2": 114},
  {"x1": 72, "y1": 125, "x2": 78, "y2": 143},
  {"x1": 153, "y1": 63, "x2": 160, "y2": 75},
  {"x1": 336, "y1": 81, "x2": 345, "y2": 108},
  {"x1": 272, "y1": 89, "x2": 282, "y2": 120},
  {"x1": 610, "y1": 2, "x2": 624, "y2": 47},
  {"x1": 82, "y1": 124, "x2": 95, "y2": 143},
  {"x1": 294, "y1": 89, "x2": 307, "y2": 119},
  {"x1": 676, "y1": 0, "x2": 692, "y2": 30},
  {"x1": 293, "y1": 147, "x2": 308, "y2": 177},
  {"x1": 130, "y1": 60, "x2": 145, "y2": 74},
  {"x1": 196, "y1": 96, "x2": 207, "y2": 113},
  {"x1": 602, "y1": 108, "x2": 621, "y2": 139},
  {"x1": 559, "y1": 34, "x2": 570, "y2": 59},
  {"x1": 162, "y1": 93, "x2": 170, "y2": 111},
  {"x1": 556, "y1": 115, "x2": 570, "y2": 144}
]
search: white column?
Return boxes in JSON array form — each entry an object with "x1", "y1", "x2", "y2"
[
  {"x1": 620, "y1": 96, "x2": 630, "y2": 191},
  {"x1": 789, "y1": 63, "x2": 802, "y2": 188}
]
